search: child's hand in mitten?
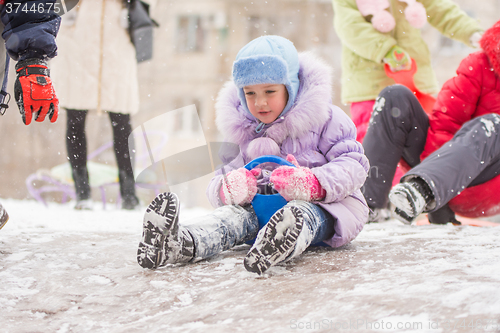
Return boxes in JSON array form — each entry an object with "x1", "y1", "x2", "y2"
[
  {"x1": 220, "y1": 168, "x2": 261, "y2": 206},
  {"x1": 270, "y1": 154, "x2": 326, "y2": 202},
  {"x1": 383, "y1": 45, "x2": 411, "y2": 72}
]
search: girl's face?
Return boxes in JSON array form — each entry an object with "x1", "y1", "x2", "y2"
[{"x1": 243, "y1": 84, "x2": 288, "y2": 124}]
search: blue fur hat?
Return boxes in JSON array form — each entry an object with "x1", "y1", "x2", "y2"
[{"x1": 232, "y1": 35, "x2": 300, "y2": 118}]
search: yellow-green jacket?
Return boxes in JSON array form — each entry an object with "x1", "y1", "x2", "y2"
[{"x1": 333, "y1": 0, "x2": 483, "y2": 103}]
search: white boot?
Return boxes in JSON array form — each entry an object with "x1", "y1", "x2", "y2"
[
  {"x1": 367, "y1": 207, "x2": 392, "y2": 223},
  {"x1": 75, "y1": 199, "x2": 93, "y2": 210},
  {"x1": 389, "y1": 178, "x2": 434, "y2": 224}
]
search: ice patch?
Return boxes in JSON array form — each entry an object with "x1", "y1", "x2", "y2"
[
  {"x1": 1, "y1": 199, "x2": 500, "y2": 332},
  {"x1": 6, "y1": 251, "x2": 31, "y2": 262},
  {"x1": 85, "y1": 275, "x2": 112, "y2": 285},
  {"x1": 150, "y1": 280, "x2": 170, "y2": 288},
  {"x1": 175, "y1": 293, "x2": 193, "y2": 306},
  {"x1": 375, "y1": 314, "x2": 439, "y2": 332},
  {"x1": 57, "y1": 323, "x2": 70, "y2": 333}
]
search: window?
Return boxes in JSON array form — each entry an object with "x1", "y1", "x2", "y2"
[
  {"x1": 192, "y1": 99, "x2": 202, "y2": 133},
  {"x1": 248, "y1": 16, "x2": 276, "y2": 41},
  {"x1": 176, "y1": 15, "x2": 205, "y2": 53},
  {"x1": 171, "y1": 98, "x2": 202, "y2": 134}
]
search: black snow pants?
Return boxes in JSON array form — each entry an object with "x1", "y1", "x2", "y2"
[{"x1": 362, "y1": 85, "x2": 500, "y2": 219}]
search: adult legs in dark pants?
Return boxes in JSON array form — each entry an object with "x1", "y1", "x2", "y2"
[{"x1": 66, "y1": 109, "x2": 139, "y2": 210}]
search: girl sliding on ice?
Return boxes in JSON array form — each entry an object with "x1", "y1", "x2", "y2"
[{"x1": 137, "y1": 36, "x2": 369, "y2": 274}]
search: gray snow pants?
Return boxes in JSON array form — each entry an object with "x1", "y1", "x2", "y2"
[
  {"x1": 182, "y1": 202, "x2": 335, "y2": 261},
  {"x1": 362, "y1": 85, "x2": 500, "y2": 214}
]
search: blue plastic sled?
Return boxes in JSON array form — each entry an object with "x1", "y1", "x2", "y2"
[
  {"x1": 244, "y1": 155, "x2": 295, "y2": 231},
  {"x1": 244, "y1": 155, "x2": 328, "y2": 247}
]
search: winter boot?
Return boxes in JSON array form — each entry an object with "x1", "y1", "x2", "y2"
[
  {"x1": 244, "y1": 205, "x2": 304, "y2": 275},
  {"x1": 137, "y1": 192, "x2": 194, "y2": 269},
  {"x1": 367, "y1": 207, "x2": 392, "y2": 223},
  {"x1": 389, "y1": 177, "x2": 434, "y2": 224},
  {"x1": 0, "y1": 201, "x2": 9, "y2": 230},
  {"x1": 72, "y1": 166, "x2": 92, "y2": 210},
  {"x1": 119, "y1": 170, "x2": 139, "y2": 210},
  {"x1": 428, "y1": 204, "x2": 461, "y2": 225}
]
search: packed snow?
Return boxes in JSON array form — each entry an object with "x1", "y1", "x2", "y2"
[{"x1": 1, "y1": 199, "x2": 500, "y2": 332}]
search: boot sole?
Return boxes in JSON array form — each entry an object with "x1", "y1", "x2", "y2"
[
  {"x1": 244, "y1": 206, "x2": 303, "y2": 275},
  {"x1": 137, "y1": 192, "x2": 180, "y2": 269},
  {"x1": 0, "y1": 208, "x2": 9, "y2": 231}
]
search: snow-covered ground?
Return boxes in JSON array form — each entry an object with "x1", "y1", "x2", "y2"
[{"x1": 1, "y1": 199, "x2": 500, "y2": 333}]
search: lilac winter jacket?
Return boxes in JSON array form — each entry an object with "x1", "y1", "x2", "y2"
[{"x1": 207, "y1": 52, "x2": 369, "y2": 248}]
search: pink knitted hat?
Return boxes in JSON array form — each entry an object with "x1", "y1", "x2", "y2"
[{"x1": 356, "y1": 0, "x2": 427, "y2": 33}]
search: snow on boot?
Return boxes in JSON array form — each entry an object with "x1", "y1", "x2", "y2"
[
  {"x1": 75, "y1": 199, "x2": 93, "y2": 210},
  {"x1": 389, "y1": 178, "x2": 432, "y2": 224},
  {"x1": 0, "y1": 202, "x2": 9, "y2": 230},
  {"x1": 367, "y1": 207, "x2": 392, "y2": 223},
  {"x1": 282, "y1": 215, "x2": 314, "y2": 262},
  {"x1": 122, "y1": 195, "x2": 139, "y2": 210},
  {"x1": 244, "y1": 206, "x2": 303, "y2": 275},
  {"x1": 137, "y1": 192, "x2": 194, "y2": 269}
]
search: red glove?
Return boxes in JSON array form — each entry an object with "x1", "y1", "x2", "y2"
[
  {"x1": 270, "y1": 154, "x2": 326, "y2": 202},
  {"x1": 220, "y1": 167, "x2": 261, "y2": 206},
  {"x1": 15, "y1": 58, "x2": 59, "y2": 125}
]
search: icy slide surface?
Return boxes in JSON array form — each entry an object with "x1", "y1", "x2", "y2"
[{"x1": 1, "y1": 199, "x2": 500, "y2": 332}]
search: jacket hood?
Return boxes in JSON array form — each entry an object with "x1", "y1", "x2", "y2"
[
  {"x1": 217, "y1": 52, "x2": 332, "y2": 145},
  {"x1": 481, "y1": 19, "x2": 500, "y2": 76},
  {"x1": 232, "y1": 35, "x2": 300, "y2": 118}
]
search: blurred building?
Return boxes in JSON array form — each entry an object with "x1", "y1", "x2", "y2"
[
  {"x1": 135, "y1": 0, "x2": 343, "y2": 207},
  {"x1": 0, "y1": 0, "x2": 498, "y2": 208}
]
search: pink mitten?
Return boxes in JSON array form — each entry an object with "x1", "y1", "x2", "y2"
[
  {"x1": 270, "y1": 154, "x2": 326, "y2": 202},
  {"x1": 220, "y1": 168, "x2": 261, "y2": 206}
]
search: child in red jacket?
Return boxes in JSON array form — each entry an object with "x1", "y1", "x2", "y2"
[{"x1": 362, "y1": 19, "x2": 500, "y2": 224}]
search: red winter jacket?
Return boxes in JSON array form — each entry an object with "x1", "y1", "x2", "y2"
[
  {"x1": 422, "y1": 52, "x2": 500, "y2": 160},
  {"x1": 419, "y1": 22, "x2": 500, "y2": 217}
]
